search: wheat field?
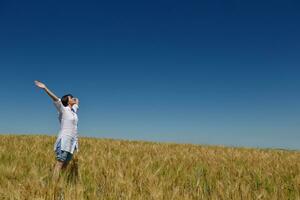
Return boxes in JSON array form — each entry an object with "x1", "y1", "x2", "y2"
[{"x1": 0, "y1": 134, "x2": 299, "y2": 200}]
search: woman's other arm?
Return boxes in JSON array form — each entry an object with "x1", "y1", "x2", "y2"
[
  {"x1": 72, "y1": 98, "x2": 80, "y2": 113},
  {"x1": 74, "y1": 98, "x2": 79, "y2": 106}
]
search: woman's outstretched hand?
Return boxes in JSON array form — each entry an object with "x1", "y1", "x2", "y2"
[
  {"x1": 34, "y1": 80, "x2": 47, "y2": 89},
  {"x1": 34, "y1": 80, "x2": 59, "y2": 101}
]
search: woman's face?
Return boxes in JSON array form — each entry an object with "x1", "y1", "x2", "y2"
[{"x1": 68, "y1": 96, "x2": 76, "y2": 106}]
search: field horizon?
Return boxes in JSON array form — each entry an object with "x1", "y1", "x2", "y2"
[
  {"x1": 0, "y1": 134, "x2": 299, "y2": 199},
  {"x1": 1, "y1": 133, "x2": 298, "y2": 152}
]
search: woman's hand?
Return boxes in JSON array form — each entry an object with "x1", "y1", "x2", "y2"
[
  {"x1": 34, "y1": 80, "x2": 59, "y2": 101},
  {"x1": 74, "y1": 98, "x2": 80, "y2": 106},
  {"x1": 34, "y1": 80, "x2": 47, "y2": 89}
]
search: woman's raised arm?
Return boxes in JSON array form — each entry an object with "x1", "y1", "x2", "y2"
[{"x1": 34, "y1": 80, "x2": 59, "y2": 102}]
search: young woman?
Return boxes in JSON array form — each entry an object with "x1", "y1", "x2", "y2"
[{"x1": 34, "y1": 80, "x2": 79, "y2": 181}]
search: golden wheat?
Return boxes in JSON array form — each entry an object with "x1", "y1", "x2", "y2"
[{"x1": 0, "y1": 134, "x2": 299, "y2": 200}]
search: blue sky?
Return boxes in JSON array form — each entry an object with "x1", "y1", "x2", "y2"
[{"x1": 0, "y1": 0, "x2": 299, "y2": 149}]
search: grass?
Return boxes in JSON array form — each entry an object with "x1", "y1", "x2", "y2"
[{"x1": 0, "y1": 134, "x2": 299, "y2": 199}]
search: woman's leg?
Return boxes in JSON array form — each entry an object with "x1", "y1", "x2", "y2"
[
  {"x1": 61, "y1": 151, "x2": 73, "y2": 170},
  {"x1": 52, "y1": 151, "x2": 73, "y2": 183},
  {"x1": 61, "y1": 161, "x2": 69, "y2": 170},
  {"x1": 52, "y1": 160, "x2": 64, "y2": 182},
  {"x1": 53, "y1": 138, "x2": 64, "y2": 182}
]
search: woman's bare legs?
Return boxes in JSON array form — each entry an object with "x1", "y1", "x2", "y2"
[
  {"x1": 61, "y1": 162, "x2": 69, "y2": 171},
  {"x1": 52, "y1": 161, "x2": 64, "y2": 182},
  {"x1": 52, "y1": 160, "x2": 71, "y2": 182},
  {"x1": 51, "y1": 160, "x2": 70, "y2": 199}
]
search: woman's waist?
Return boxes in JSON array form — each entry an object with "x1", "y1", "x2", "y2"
[
  {"x1": 58, "y1": 129, "x2": 78, "y2": 137},
  {"x1": 59, "y1": 125, "x2": 77, "y2": 131}
]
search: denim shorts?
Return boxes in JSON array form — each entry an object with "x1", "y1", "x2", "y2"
[{"x1": 55, "y1": 139, "x2": 73, "y2": 164}]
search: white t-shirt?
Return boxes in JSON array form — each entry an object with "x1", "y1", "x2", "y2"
[{"x1": 53, "y1": 99, "x2": 79, "y2": 154}]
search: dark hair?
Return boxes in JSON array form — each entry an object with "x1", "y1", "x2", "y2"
[{"x1": 61, "y1": 94, "x2": 73, "y2": 107}]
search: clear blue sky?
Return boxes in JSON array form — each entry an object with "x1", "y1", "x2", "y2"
[{"x1": 0, "y1": 0, "x2": 299, "y2": 149}]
